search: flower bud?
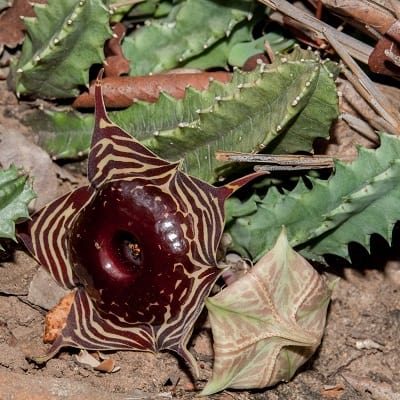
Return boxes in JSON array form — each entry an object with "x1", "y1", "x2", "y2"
[{"x1": 202, "y1": 228, "x2": 335, "y2": 395}]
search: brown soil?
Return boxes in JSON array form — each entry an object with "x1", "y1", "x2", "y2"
[{"x1": 1, "y1": 82, "x2": 400, "y2": 400}]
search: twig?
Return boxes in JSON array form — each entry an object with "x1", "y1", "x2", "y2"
[
  {"x1": 215, "y1": 152, "x2": 356, "y2": 171},
  {"x1": 264, "y1": 40, "x2": 276, "y2": 63}
]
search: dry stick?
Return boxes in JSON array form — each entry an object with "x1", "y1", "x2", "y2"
[
  {"x1": 323, "y1": 28, "x2": 400, "y2": 132},
  {"x1": 264, "y1": 40, "x2": 276, "y2": 62},
  {"x1": 215, "y1": 152, "x2": 356, "y2": 171},
  {"x1": 342, "y1": 69, "x2": 398, "y2": 134},
  {"x1": 364, "y1": 24, "x2": 385, "y2": 41},
  {"x1": 339, "y1": 77, "x2": 395, "y2": 135},
  {"x1": 257, "y1": 0, "x2": 373, "y2": 64}
]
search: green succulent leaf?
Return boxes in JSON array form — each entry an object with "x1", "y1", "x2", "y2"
[
  {"x1": 183, "y1": 25, "x2": 295, "y2": 71},
  {"x1": 228, "y1": 30, "x2": 296, "y2": 67},
  {"x1": 201, "y1": 228, "x2": 332, "y2": 395},
  {"x1": 13, "y1": 0, "x2": 112, "y2": 98},
  {"x1": 32, "y1": 48, "x2": 339, "y2": 183},
  {"x1": 124, "y1": 0, "x2": 171, "y2": 21},
  {"x1": 226, "y1": 132, "x2": 400, "y2": 262},
  {"x1": 24, "y1": 110, "x2": 93, "y2": 159},
  {"x1": 181, "y1": 21, "x2": 254, "y2": 70},
  {"x1": 122, "y1": 0, "x2": 255, "y2": 75},
  {"x1": 0, "y1": 166, "x2": 36, "y2": 249}
]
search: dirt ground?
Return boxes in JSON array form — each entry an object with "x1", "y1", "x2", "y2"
[{"x1": 1, "y1": 81, "x2": 400, "y2": 400}]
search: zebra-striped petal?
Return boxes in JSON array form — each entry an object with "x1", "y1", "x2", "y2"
[
  {"x1": 19, "y1": 70, "x2": 263, "y2": 376},
  {"x1": 18, "y1": 186, "x2": 94, "y2": 289}
]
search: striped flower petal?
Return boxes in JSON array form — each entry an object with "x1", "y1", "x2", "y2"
[
  {"x1": 18, "y1": 186, "x2": 94, "y2": 289},
  {"x1": 19, "y1": 70, "x2": 263, "y2": 376}
]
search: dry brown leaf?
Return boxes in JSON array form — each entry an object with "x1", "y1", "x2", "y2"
[
  {"x1": 94, "y1": 358, "x2": 117, "y2": 373},
  {"x1": 0, "y1": 0, "x2": 45, "y2": 55},
  {"x1": 103, "y1": 22, "x2": 130, "y2": 77},
  {"x1": 321, "y1": 0, "x2": 397, "y2": 35},
  {"x1": 43, "y1": 291, "x2": 75, "y2": 344},
  {"x1": 369, "y1": 20, "x2": 400, "y2": 77},
  {"x1": 321, "y1": 382, "x2": 345, "y2": 398},
  {"x1": 75, "y1": 350, "x2": 120, "y2": 373},
  {"x1": 72, "y1": 71, "x2": 232, "y2": 108}
]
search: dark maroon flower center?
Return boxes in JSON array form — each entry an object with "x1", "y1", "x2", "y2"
[{"x1": 68, "y1": 179, "x2": 195, "y2": 326}]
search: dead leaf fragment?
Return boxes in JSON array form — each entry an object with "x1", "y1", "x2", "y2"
[
  {"x1": 43, "y1": 291, "x2": 75, "y2": 344},
  {"x1": 321, "y1": 0, "x2": 396, "y2": 35},
  {"x1": 104, "y1": 22, "x2": 130, "y2": 77},
  {"x1": 0, "y1": 0, "x2": 45, "y2": 55},
  {"x1": 321, "y1": 382, "x2": 345, "y2": 398},
  {"x1": 369, "y1": 20, "x2": 400, "y2": 78},
  {"x1": 75, "y1": 350, "x2": 120, "y2": 373},
  {"x1": 354, "y1": 338, "x2": 384, "y2": 350},
  {"x1": 94, "y1": 358, "x2": 118, "y2": 373}
]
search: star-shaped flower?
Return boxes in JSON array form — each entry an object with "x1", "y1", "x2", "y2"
[{"x1": 18, "y1": 71, "x2": 261, "y2": 375}]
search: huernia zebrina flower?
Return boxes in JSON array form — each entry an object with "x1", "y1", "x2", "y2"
[{"x1": 18, "y1": 70, "x2": 262, "y2": 375}]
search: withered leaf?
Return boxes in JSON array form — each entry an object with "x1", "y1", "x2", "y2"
[
  {"x1": 104, "y1": 22, "x2": 130, "y2": 78},
  {"x1": 321, "y1": 0, "x2": 396, "y2": 36},
  {"x1": 43, "y1": 291, "x2": 74, "y2": 344},
  {"x1": 72, "y1": 71, "x2": 232, "y2": 108},
  {"x1": 0, "y1": 0, "x2": 45, "y2": 55},
  {"x1": 369, "y1": 20, "x2": 400, "y2": 78}
]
